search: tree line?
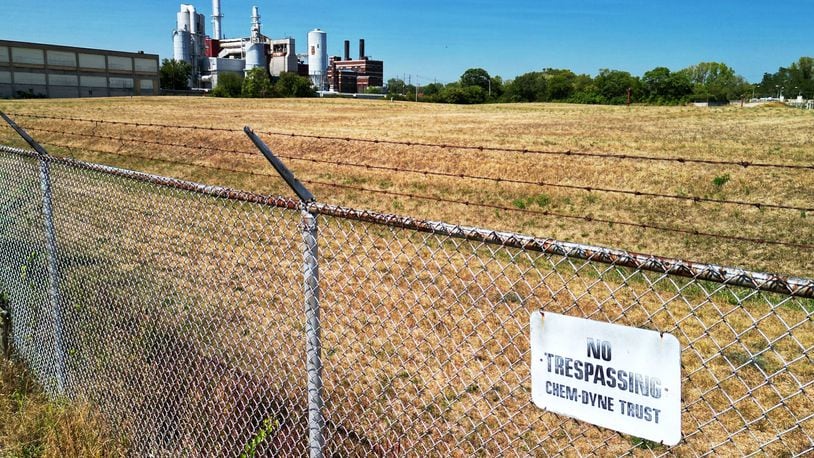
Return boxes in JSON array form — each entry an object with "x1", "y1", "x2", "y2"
[
  {"x1": 160, "y1": 56, "x2": 813, "y2": 105},
  {"x1": 383, "y1": 57, "x2": 813, "y2": 105},
  {"x1": 159, "y1": 59, "x2": 315, "y2": 98}
]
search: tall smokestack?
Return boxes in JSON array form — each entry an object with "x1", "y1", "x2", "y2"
[
  {"x1": 212, "y1": 0, "x2": 223, "y2": 40},
  {"x1": 344, "y1": 40, "x2": 350, "y2": 61},
  {"x1": 359, "y1": 39, "x2": 365, "y2": 60}
]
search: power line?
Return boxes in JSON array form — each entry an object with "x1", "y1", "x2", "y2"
[
  {"x1": 38, "y1": 140, "x2": 813, "y2": 249},
  {"x1": 9, "y1": 112, "x2": 814, "y2": 171},
  {"x1": 26, "y1": 126, "x2": 814, "y2": 213}
]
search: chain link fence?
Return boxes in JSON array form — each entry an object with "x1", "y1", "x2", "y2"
[{"x1": 0, "y1": 138, "x2": 812, "y2": 456}]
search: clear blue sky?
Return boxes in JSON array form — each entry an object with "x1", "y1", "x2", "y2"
[{"x1": 3, "y1": 1, "x2": 812, "y2": 84}]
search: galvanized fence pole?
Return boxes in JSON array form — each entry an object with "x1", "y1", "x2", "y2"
[
  {"x1": 302, "y1": 208, "x2": 324, "y2": 457},
  {"x1": 245, "y1": 127, "x2": 324, "y2": 457},
  {"x1": 0, "y1": 112, "x2": 68, "y2": 396}
]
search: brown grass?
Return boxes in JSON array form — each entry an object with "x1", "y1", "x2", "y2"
[
  {"x1": 0, "y1": 97, "x2": 812, "y2": 277},
  {"x1": 0, "y1": 97, "x2": 811, "y2": 455},
  {"x1": 0, "y1": 358, "x2": 125, "y2": 457}
]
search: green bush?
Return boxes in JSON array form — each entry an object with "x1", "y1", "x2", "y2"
[
  {"x1": 211, "y1": 72, "x2": 244, "y2": 98},
  {"x1": 274, "y1": 72, "x2": 316, "y2": 98},
  {"x1": 241, "y1": 68, "x2": 275, "y2": 98}
]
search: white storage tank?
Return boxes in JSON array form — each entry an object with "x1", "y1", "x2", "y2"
[
  {"x1": 177, "y1": 9, "x2": 191, "y2": 32},
  {"x1": 173, "y1": 30, "x2": 192, "y2": 64},
  {"x1": 245, "y1": 43, "x2": 266, "y2": 71},
  {"x1": 308, "y1": 29, "x2": 327, "y2": 90},
  {"x1": 245, "y1": 6, "x2": 267, "y2": 72}
]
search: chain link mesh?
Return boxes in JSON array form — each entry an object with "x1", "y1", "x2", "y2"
[{"x1": 0, "y1": 144, "x2": 812, "y2": 456}]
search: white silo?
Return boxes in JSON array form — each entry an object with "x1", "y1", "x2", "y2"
[
  {"x1": 173, "y1": 4, "x2": 206, "y2": 86},
  {"x1": 244, "y1": 6, "x2": 267, "y2": 72},
  {"x1": 177, "y1": 7, "x2": 192, "y2": 33},
  {"x1": 308, "y1": 29, "x2": 327, "y2": 90},
  {"x1": 245, "y1": 43, "x2": 266, "y2": 71},
  {"x1": 173, "y1": 4, "x2": 196, "y2": 64},
  {"x1": 173, "y1": 30, "x2": 192, "y2": 64}
]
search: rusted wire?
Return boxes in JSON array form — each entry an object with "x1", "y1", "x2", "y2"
[
  {"x1": 4, "y1": 142, "x2": 812, "y2": 298},
  {"x1": 33, "y1": 140, "x2": 814, "y2": 250},
  {"x1": 23, "y1": 126, "x2": 814, "y2": 213},
  {"x1": 302, "y1": 179, "x2": 814, "y2": 250},
  {"x1": 8, "y1": 112, "x2": 814, "y2": 171}
]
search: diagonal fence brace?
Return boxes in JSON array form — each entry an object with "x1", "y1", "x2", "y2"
[
  {"x1": 244, "y1": 126, "x2": 315, "y2": 203},
  {"x1": 244, "y1": 126, "x2": 324, "y2": 458}
]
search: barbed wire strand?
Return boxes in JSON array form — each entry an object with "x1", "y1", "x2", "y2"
[
  {"x1": 301, "y1": 179, "x2": 814, "y2": 250},
  {"x1": 37, "y1": 140, "x2": 814, "y2": 250},
  {"x1": 9, "y1": 112, "x2": 814, "y2": 171},
  {"x1": 24, "y1": 126, "x2": 814, "y2": 213}
]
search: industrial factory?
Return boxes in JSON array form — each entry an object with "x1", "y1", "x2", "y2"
[{"x1": 173, "y1": 1, "x2": 384, "y2": 93}]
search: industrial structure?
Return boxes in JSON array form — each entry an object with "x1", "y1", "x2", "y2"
[
  {"x1": 307, "y1": 29, "x2": 328, "y2": 90},
  {"x1": 327, "y1": 39, "x2": 384, "y2": 93},
  {"x1": 0, "y1": 39, "x2": 159, "y2": 99},
  {"x1": 174, "y1": 1, "x2": 383, "y2": 93}
]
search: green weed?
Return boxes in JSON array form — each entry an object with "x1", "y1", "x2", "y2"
[
  {"x1": 240, "y1": 417, "x2": 280, "y2": 458},
  {"x1": 631, "y1": 436, "x2": 664, "y2": 450},
  {"x1": 712, "y1": 174, "x2": 730, "y2": 189}
]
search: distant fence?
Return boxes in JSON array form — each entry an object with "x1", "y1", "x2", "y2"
[{"x1": 0, "y1": 123, "x2": 812, "y2": 456}]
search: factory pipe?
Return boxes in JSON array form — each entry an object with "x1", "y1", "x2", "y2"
[
  {"x1": 344, "y1": 40, "x2": 350, "y2": 61},
  {"x1": 359, "y1": 39, "x2": 365, "y2": 60},
  {"x1": 212, "y1": 0, "x2": 223, "y2": 40}
]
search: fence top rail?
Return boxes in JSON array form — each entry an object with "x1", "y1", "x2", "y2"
[
  {"x1": 1, "y1": 144, "x2": 812, "y2": 299},
  {"x1": 308, "y1": 202, "x2": 814, "y2": 298}
]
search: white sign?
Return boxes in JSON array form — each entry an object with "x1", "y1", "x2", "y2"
[{"x1": 530, "y1": 312, "x2": 682, "y2": 446}]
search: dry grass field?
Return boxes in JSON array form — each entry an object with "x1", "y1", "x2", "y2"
[
  {"x1": 0, "y1": 97, "x2": 812, "y2": 455},
  {"x1": 0, "y1": 97, "x2": 812, "y2": 277}
]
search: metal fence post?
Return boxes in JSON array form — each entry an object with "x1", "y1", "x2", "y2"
[
  {"x1": 244, "y1": 126, "x2": 324, "y2": 457},
  {"x1": 302, "y1": 209, "x2": 324, "y2": 458},
  {"x1": 0, "y1": 112, "x2": 68, "y2": 396}
]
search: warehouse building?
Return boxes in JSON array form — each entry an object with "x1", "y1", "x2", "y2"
[{"x1": 0, "y1": 39, "x2": 159, "y2": 99}]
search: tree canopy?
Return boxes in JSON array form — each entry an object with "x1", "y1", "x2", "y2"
[
  {"x1": 641, "y1": 67, "x2": 693, "y2": 104},
  {"x1": 758, "y1": 56, "x2": 814, "y2": 99},
  {"x1": 395, "y1": 58, "x2": 766, "y2": 106},
  {"x1": 159, "y1": 59, "x2": 192, "y2": 90},
  {"x1": 210, "y1": 70, "x2": 315, "y2": 99},
  {"x1": 460, "y1": 68, "x2": 492, "y2": 93},
  {"x1": 274, "y1": 72, "x2": 316, "y2": 98},
  {"x1": 680, "y1": 62, "x2": 749, "y2": 102},
  {"x1": 211, "y1": 72, "x2": 243, "y2": 98},
  {"x1": 241, "y1": 68, "x2": 274, "y2": 98}
]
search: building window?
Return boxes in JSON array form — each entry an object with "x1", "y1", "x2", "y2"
[
  {"x1": 48, "y1": 74, "x2": 79, "y2": 86},
  {"x1": 11, "y1": 47, "x2": 44, "y2": 65},
  {"x1": 109, "y1": 77, "x2": 134, "y2": 89},
  {"x1": 108, "y1": 56, "x2": 133, "y2": 72},
  {"x1": 47, "y1": 50, "x2": 77, "y2": 67},
  {"x1": 79, "y1": 53, "x2": 106, "y2": 69},
  {"x1": 80, "y1": 76, "x2": 108, "y2": 87},
  {"x1": 13, "y1": 72, "x2": 47, "y2": 85}
]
